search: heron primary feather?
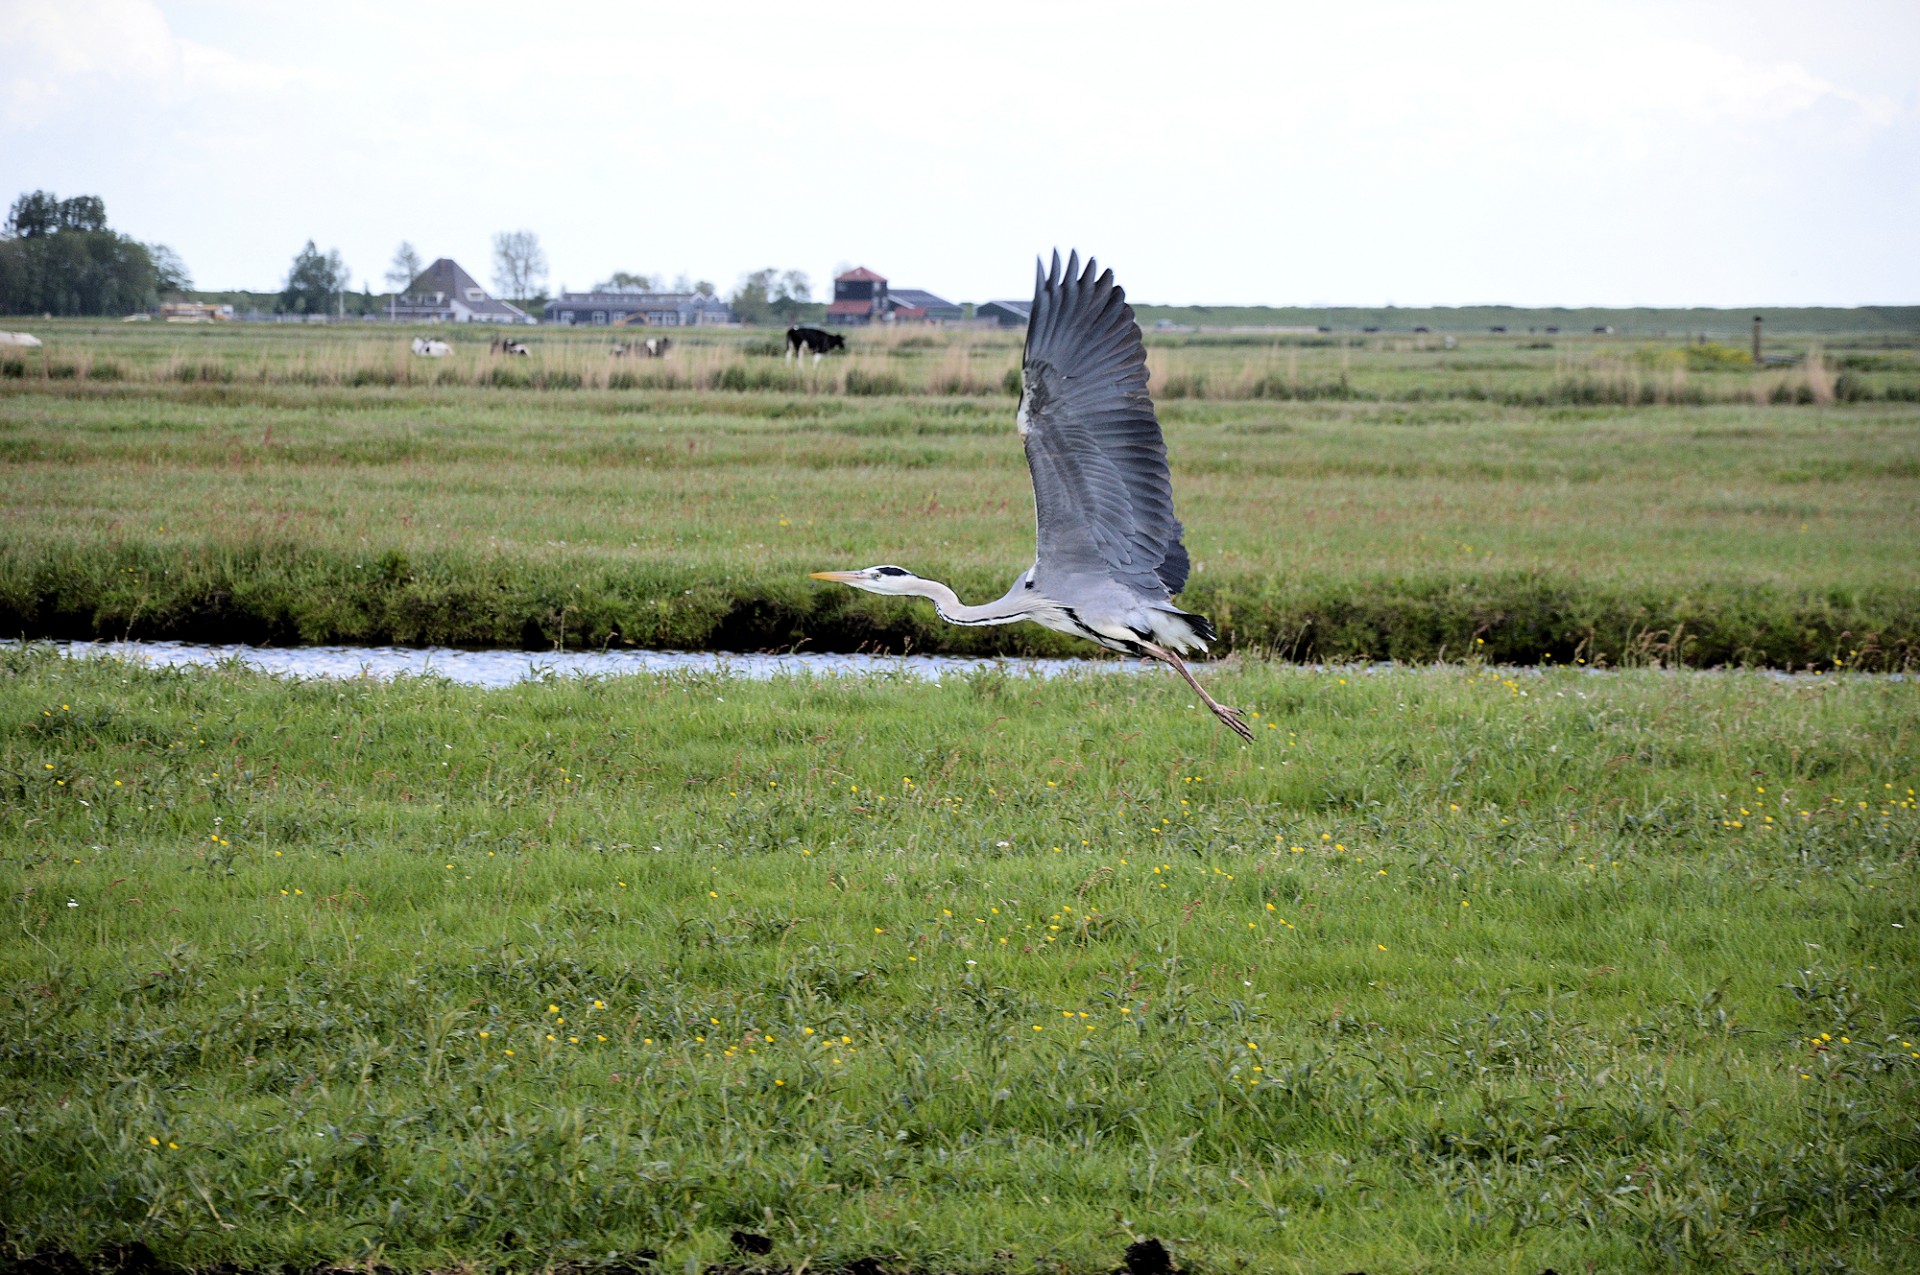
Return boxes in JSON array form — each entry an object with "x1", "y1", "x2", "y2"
[{"x1": 811, "y1": 252, "x2": 1251, "y2": 741}]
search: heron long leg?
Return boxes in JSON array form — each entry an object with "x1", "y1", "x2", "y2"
[{"x1": 1140, "y1": 641, "x2": 1253, "y2": 742}]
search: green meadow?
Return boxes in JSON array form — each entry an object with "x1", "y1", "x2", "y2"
[
  {"x1": 3, "y1": 320, "x2": 1920, "y2": 669},
  {"x1": 2, "y1": 647, "x2": 1916, "y2": 1273},
  {"x1": 1, "y1": 320, "x2": 1919, "y2": 1272}
]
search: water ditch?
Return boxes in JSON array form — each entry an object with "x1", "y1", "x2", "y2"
[
  {"x1": 9, "y1": 638, "x2": 1886, "y2": 688},
  {"x1": 12, "y1": 638, "x2": 1134, "y2": 687}
]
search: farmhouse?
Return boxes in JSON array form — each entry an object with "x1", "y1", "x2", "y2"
[
  {"x1": 825, "y1": 267, "x2": 889, "y2": 324},
  {"x1": 976, "y1": 299, "x2": 1032, "y2": 328},
  {"x1": 157, "y1": 301, "x2": 234, "y2": 322},
  {"x1": 824, "y1": 267, "x2": 960, "y2": 325},
  {"x1": 389, "y1": 259, "x2": 532, "y2": 324},
  {"x1": 543, "y1": 291, "x2": 734, "y2": 327},
  {"x1": 888, "y1": 289, "x2": 962, "y2": 322}
]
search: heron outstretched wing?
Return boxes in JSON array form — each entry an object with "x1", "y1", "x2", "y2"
[{"x1": 1019, "y1": 249, "x2": 1190, "y2": 601}]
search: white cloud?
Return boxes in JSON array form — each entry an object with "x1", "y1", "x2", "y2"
[
  {"x1": 2, "y1": 0, "x2": 1913, "y2": 303},
  {"x1": 1, "y1": 0, "x2": 322, "y2": 128}
]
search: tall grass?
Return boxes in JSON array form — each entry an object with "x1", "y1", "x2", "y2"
[{"x1": 6, "y1": 320, "x2": 1916, "y2": 403}]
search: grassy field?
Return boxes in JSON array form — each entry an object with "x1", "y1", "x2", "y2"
[
  {"x1": 3, "y1": 322, "x2": 1920, "y2": 670},
  {"x1": 2, "y1": 319, "x2": 1919, "y2": 1273},
  {"x1": 6, "y1": 317, "x2": 1920, "y2": 404},
  {"x1": 2, "y1": 645, "x2": 1916, "y2": 1273}
]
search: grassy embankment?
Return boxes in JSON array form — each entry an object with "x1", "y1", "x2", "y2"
[
  {"x1": 3, "y1": 320, "x2": 1919, "y2": 666},
  {"x1": 2, "y1": 645, "x2": 1916, "y2": 1272}
]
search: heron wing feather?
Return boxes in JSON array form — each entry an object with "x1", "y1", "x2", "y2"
[{"x1": 1020, "y1": 250, "x2": 1189, "y2": 600}]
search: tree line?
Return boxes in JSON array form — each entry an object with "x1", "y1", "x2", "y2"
[
  {"x1": 0, "y1": 191, "x2": 190, "y2": 316},
  {"x1": 3, "y1": 192, "x2": 824, "y2": 323}
]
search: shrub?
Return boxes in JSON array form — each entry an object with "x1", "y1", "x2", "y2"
[
  {"x1": 1833, "y1": 371, "x2": 1875, "y2": 402},
  {"x1": 844, "y1": 368, "x2": 908, "y2": 396},
  {"x1": 1685, "y1": 342, "x2": 1752, "y2": 370},
  {"x1": 1249, "y1": 373, "x2": 1356, "y2": 401}
]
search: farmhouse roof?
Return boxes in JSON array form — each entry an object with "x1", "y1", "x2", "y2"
[
  {"x1": 836, "y1": 266, "x2": 887, "y2": 283},
  {"x1": 980, "y1": 299, "x2": 1031, "y2": 317},
  {"x1": 551, "y1": 290, "x2": 715, "y2": 307},
  {"x1": 889, "y1": 289, "x2": 955, "y2": 311},
  {"x1": 402, "y1": 258, "x2": 529, "y2": 321}
]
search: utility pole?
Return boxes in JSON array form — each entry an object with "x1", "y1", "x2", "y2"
[{"x1": 1752, "y1": 315, "x2": 1763, "y2": 364}]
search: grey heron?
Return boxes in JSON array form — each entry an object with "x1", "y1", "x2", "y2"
[{"x1": 811, "y1": 250, "x2": 1252, "y2": 742}]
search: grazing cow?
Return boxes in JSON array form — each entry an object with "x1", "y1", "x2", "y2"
[
  {"x1": 490, "y1": 336, "x2": 530, "y2": 356},
  {"x1": 0, "y1": 331, "x2": 43, "y2": 347},
  {"x1": 611, "y1": 337, "x2": 671, "y2": 358},
  {"x1": 785, "y1": 325, "x2": 846, "y2": 363},
  {"x1": 410, "y1": 337, "x2": 452, "y2": 357}
]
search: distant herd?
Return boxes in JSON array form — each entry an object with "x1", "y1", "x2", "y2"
[{"x1": 402, "y1": 325, "x2": 851, "y2": 362}]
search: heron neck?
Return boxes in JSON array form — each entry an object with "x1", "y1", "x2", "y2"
[{"x1": 901, "y1": 577, "x2": 1034, "y2": 627}]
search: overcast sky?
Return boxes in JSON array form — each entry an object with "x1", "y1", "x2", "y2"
[{"x1": 5, "y1": 0, "x2": 1916, "y2": 307}]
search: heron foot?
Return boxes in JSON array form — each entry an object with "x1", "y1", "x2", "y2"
[
  {"x1": 1212, "y1": 700, "x2": 1254, "y2": 743},
  {"x1": 1139, "y1": 640, "x2": 1255, "y2": 743}
]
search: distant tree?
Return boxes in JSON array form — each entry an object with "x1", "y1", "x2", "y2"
[
  {"x1": 4, "y1": 191, "x2": 108, "y2": 238},
  {"x1": 730, "y1": 268, "x2": 777, "y2": 325},
  {"x1": 149, "y1": 244, "x2": 192, "y2": 296},
  {"x1": 385, "y1": 241, "x2": 424, "y2": 291},
  {"x1": 0, "y1": 189, "x2": 162, "y2": 315},
  {"x1": 770, "y1": 269, "x2": 811, "y2": 323},
  {"x1": 492, "y1": 229, "x2": 547, "y2": 303},
  {"x1": 56, "y1": 195, "x2": 107, "y2": 232},
  {"x1": 693, "y1": 279, "x2": 716, "y2": 298},
  {"x1": 730, "y1": 267, "x2": 812, "y2": 325},
  {"x1": 3, "y1": 191, "x2": 60, "y2": 237},
  {"x1": 595, "y1": 270, "x2": 654, "y2": 291},
  {"x1": 281, "y1": 240, "x2": 348, "y2": 315}
]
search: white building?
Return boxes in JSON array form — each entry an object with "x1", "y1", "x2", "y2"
[{"x1": 389, "y1": 259, "x2": 533, "y2": 324}]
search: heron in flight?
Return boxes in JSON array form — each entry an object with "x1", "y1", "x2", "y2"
[{"x1": 811, "y1": 251, "x2": 1252, "y2": 741}]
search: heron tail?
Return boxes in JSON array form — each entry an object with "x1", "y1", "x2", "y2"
[{"x1": 1155, "y1": 607, "x2": 1216, "y2": 653}]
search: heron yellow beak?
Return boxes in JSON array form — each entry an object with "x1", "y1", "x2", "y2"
[{"x1": 809, "y1": 571, "x2": 860, "y2": 582}]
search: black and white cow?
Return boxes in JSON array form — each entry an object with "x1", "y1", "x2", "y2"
[
  {"x1": 491, "y1": 335, "x2": 530, "y2": 356},
  {"x1": 785, "y1": 326, "x2": 846, "y2": 363},
  {"x1": 611, "y1": 337, "x2": 671, "y2": 358}
]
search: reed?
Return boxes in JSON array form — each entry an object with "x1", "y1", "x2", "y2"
[{"x1": 5, "y1": 319, "x2": 1914, "y2": 402}]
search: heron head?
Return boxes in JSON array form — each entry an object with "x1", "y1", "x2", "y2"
[{"x1": 808, "y1": 565, "x2": 920, "y2": 596}]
